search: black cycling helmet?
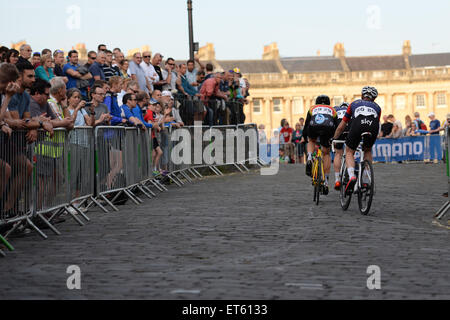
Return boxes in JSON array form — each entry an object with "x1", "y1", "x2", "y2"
[
  {"x1": 316, "y1": 95, "x2": 331, "y2": 105},
  {"x1": 362, "y1": 86, "x2": 378, "y2": 101},
  {"x1": 340, "y1": 102, "x2": 350, "y2": 108}
]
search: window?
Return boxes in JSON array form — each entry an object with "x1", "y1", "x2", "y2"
[
  {"x1": 253, "y1": 99, "x2": 262, "y2": 114},
  {"x1": 395, "y1": 95, "x2": 406, "y2": 110},
  {"x1": 334, "y1": 96, "x2": 344, "y2": 106},
  {"x1": 437, "y1": 93, "x2": 447, "y2": 108},
  {"x1": 416, "y1": 94, "x2": 426, "y2": 109},
  {"x1": 373, "y1": 71, "x2": 385, "y2": 78},
  {"x1": 292, "y1": 97, "x2": 304, "y2": 115},
  {"x1": 273, "y1": 99, "x2": 282, "y2": 113}
]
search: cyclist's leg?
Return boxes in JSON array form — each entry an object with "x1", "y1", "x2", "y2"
[
  {"x1": 307, "y1": 138, "x2": 317, "y2": 161},
  {"x1": 334, "y1": 148, "x2": 343, "y2": 182}
]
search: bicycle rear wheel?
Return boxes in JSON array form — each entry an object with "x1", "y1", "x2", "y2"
[
  {"x1": 339, "y1": 158, "x2": 352, "y2": 210},
  {"x1": 358, "y1": 160, "x2": 375, "y2": 215}
]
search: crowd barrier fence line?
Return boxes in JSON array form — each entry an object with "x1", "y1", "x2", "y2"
[{"x1": 0, "y1": 123, "x2": 265, "y2": 256}]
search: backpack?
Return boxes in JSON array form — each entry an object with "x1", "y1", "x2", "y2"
[{"x1": 417, "y1": 119, "x2": 427, "y2": 131}]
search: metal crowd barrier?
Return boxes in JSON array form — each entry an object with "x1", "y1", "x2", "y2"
[
  {"x1": 435, "y1": 126, "x2": 450, "y2": 221},
  {"x1": 0, "y1": 130, "x2": 33, "y2": 251},
  {"x1": 1, "y1": 123, "x2": 268, "y2": 257}
]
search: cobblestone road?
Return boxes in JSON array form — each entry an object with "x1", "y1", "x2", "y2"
[{"x1": 1, "y1": 163, "x2": 449, "y2": 299}]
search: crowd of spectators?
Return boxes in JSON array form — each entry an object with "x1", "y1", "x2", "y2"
[{"x1": 378, "y1": 111, "x2": 450, "y2": 139}]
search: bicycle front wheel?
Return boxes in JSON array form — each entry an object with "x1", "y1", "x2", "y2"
[{"x1": 357, "y1": 160, "x2": 375, "y2": 215}]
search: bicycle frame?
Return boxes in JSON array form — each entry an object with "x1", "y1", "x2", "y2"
[{"x1": 312, "y1": 147, "x2": 324, "y2": 185}]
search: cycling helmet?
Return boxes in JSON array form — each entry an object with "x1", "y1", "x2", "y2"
[
  {"x1": 362, "y1": 86, "x2": 378, "y2": 100},
  {"x1": 316, "y1": 95, "x2": 331, "y2": 105},
  {"x1": 340, "y1": 102, "x2": 350, "y2": 108}
]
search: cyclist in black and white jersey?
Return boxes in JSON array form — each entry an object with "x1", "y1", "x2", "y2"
[{"x1": 333, "y1": 102, "x2": 350, "y2": 191}]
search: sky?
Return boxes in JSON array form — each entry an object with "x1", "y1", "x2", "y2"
[{"x1": 1, "y1": 0, "x2": 450, "y2": 60}]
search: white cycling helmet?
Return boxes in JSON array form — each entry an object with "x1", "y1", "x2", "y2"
[{"x1": 362, "y1": 86, "x2": 378, "y2": 100}]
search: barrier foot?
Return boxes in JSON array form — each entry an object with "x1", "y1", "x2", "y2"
[
  {"x1": 435, "y1": 201, "x2": 450, "y2": 220},
  {"x1": 0, "y1": 249, "x2": 5, "y2": 257},
  {"x1": 148, "y1": 179, "x2": 166, "y2": 192},
  {"x1": 141, "y1": 184, "x2": 157, "y2": 197},
  {"x1": 36, "y1": 213, "x2": 61, "y2": 236},
  {"x1": 63, "y1": 207, "x2": 85, "y2": 226},
  {"x1": 136, "y1": 184, "x2": 153, "y2": 199},
  {"x1": 89, "y1": 196, "x2": 109, "y2": 213},
  {"x1": 258, "y1": 158, "x2": 269, "y2": 167},
  {"x1": 191, "y1": 168, "x2": 203, "y2": 178},
  {"x1": 0, "y1": 234, "x2": 14, "y2": 251},
  {"x1": 167, "y1": 173, "x2": 183, "y2": 187},
  {"x1": 26, "y1": 217, "x2": 49, "y2": 240},
  {"x1": 123, "y1": 189, "x2": 142, "y2": 205},
  {"x1": 233, "y1": 163, "x2": 245, "y2": 173},
  {"x1": 70, "y1": 204, "x2": 90, "y2": 222},
  {"x1": 180, "y1": 170, "x2": 193, "y2": 183},
  {"x1": 100, "y1": 194, "x2": 120, "y2": 212},
  {"x1": 173, "y1": 172, "x2": 186, "y2": 185},
  {"x1": 187, "y1": 168, "x2": 199, "y2": 180},
  {"x1": 239, "y1": 162, "x2": 250, "y2": 172},
  {"x1": 209, "y1": 166, "x2": 222, "y2": 176}
]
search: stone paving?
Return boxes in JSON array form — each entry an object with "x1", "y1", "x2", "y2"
[{"x1": 1, "y1": 163, "x2": 449, "y2": 299}]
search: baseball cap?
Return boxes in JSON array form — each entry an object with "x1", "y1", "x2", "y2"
[
  {"x1": 161, "y1": 91, "x2": 173, "y2": 99},
  {"x1": 233, "y1": 67, "x2": 241, "y2": 74}
]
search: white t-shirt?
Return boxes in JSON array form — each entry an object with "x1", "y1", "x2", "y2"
[{"x1": 140, "y1": 61, "x2": 159, "y2": 92}]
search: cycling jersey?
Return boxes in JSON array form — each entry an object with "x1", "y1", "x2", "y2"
[
  {"x1": 343, "y1": 99, "x2": 382, "y2": 123},
  {"x1": 344, "y1": 99, "x2": 381, "y2": 150},
  {"x1": 303, "y1": 105, "x2": 338, "y2": 148},
  {"x1": 334, "y1": 105, "x2": 349, "y2": 150}
]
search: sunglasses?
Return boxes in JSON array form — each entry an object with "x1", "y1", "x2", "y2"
[
  {"x1": 143, "y1": 56, "x2": 151, "y2": 58},
  {"x1": 89, "y1": 56, "x2": 97, "y2": 60}
]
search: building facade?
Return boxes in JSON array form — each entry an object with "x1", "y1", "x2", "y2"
[{"x1": 199, "y1": 41, "x2": 450, "y2": 136}]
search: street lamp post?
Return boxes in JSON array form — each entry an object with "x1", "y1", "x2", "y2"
[{"x1": 187, "y1": 0, "x2": 195, "y2": 60}]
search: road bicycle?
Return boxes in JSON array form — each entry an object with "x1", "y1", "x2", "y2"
[
  {"x1": 311, "y1": 145, "x2": 325, "y2": 206},
  {"x1": 333, "y1": 133, "x2": 375, "y2": 215}
]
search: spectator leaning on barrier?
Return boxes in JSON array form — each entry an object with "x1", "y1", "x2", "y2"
[
  {"x1": 134, "y1": 92, "x2": 153, "y2": 129},
  {"x1": 90, "y1": 84, "x2": 112, "y2": 126},
  {"x1": 414, "y1": 112, "x2": 428, "y2": 131},
  {"x1": 200, "y1": 73, "x2": 228, "y2": 127},
  {"x1": 144, "y1": 100, "x2": 163, "y2": 176},
  {"x1": 387, "y1": 120, "x2": 403, "y2": 139},
  {"x1": 121, "y1": 93, "x2": 145, "y2": 129},
  {"x1": 428, "y1": 112, "x2": 441, "y2": 135},
  {"x1": 406, "y1": 122, "x2": 420, "y2": 137},
  {"x1": 66, "y1": 88, "x2": 94, "y2": 127},
  {"x1": 167, "y1": 93, "x2": 184, "y2": 128},
  {"x1": 104, "y1": 76, "x2": 128, "y2": 126},
  {"x1": 403, "y1": 115, "x2": 412, "y2": 136},
  {"x1": 0, "y1": 63, "x2": 20, "y2": 127},
  {"x1": 35, "y1": 54, "x2": 55, "y2": 82},
  {"x1": 48, "y1": 77, "x2": 70, "y2": 121},
  {"x1": 30, "y1": 79, "x2": 73, "y2": 130}
]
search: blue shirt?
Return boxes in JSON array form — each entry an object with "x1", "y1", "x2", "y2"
[
  {"x1": 8, "y1": 92, "x2": 31, "y2": 119},
  {"x1": 63, "y1": 63, "x2": 80, "y2": 89},
  {"x1": 104, "y1": 94, "x2": 124, "y2": 126},
  {"x1": 430, "y1": 119, "x2": 441, "y2": 134},
  {"x1": 89, "y1": 62, "x2": 105, "y2": 87},
  {"x1": 181, "y1": 75, "x2": 198, "y2": 96},
  {"x1": 131, "y1": 107, "x2": 153, "y2": 128},
  {"x1": 121, "y1": 105, "x2": 136, "y2": 122}
]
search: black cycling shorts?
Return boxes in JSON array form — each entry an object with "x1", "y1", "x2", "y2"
[
  {"x1": 307, "y1": 125, "x2": 335, "y2": 148},
  {"x1": 345, "y1": 117, "x2": 379, "y2": 150}
]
